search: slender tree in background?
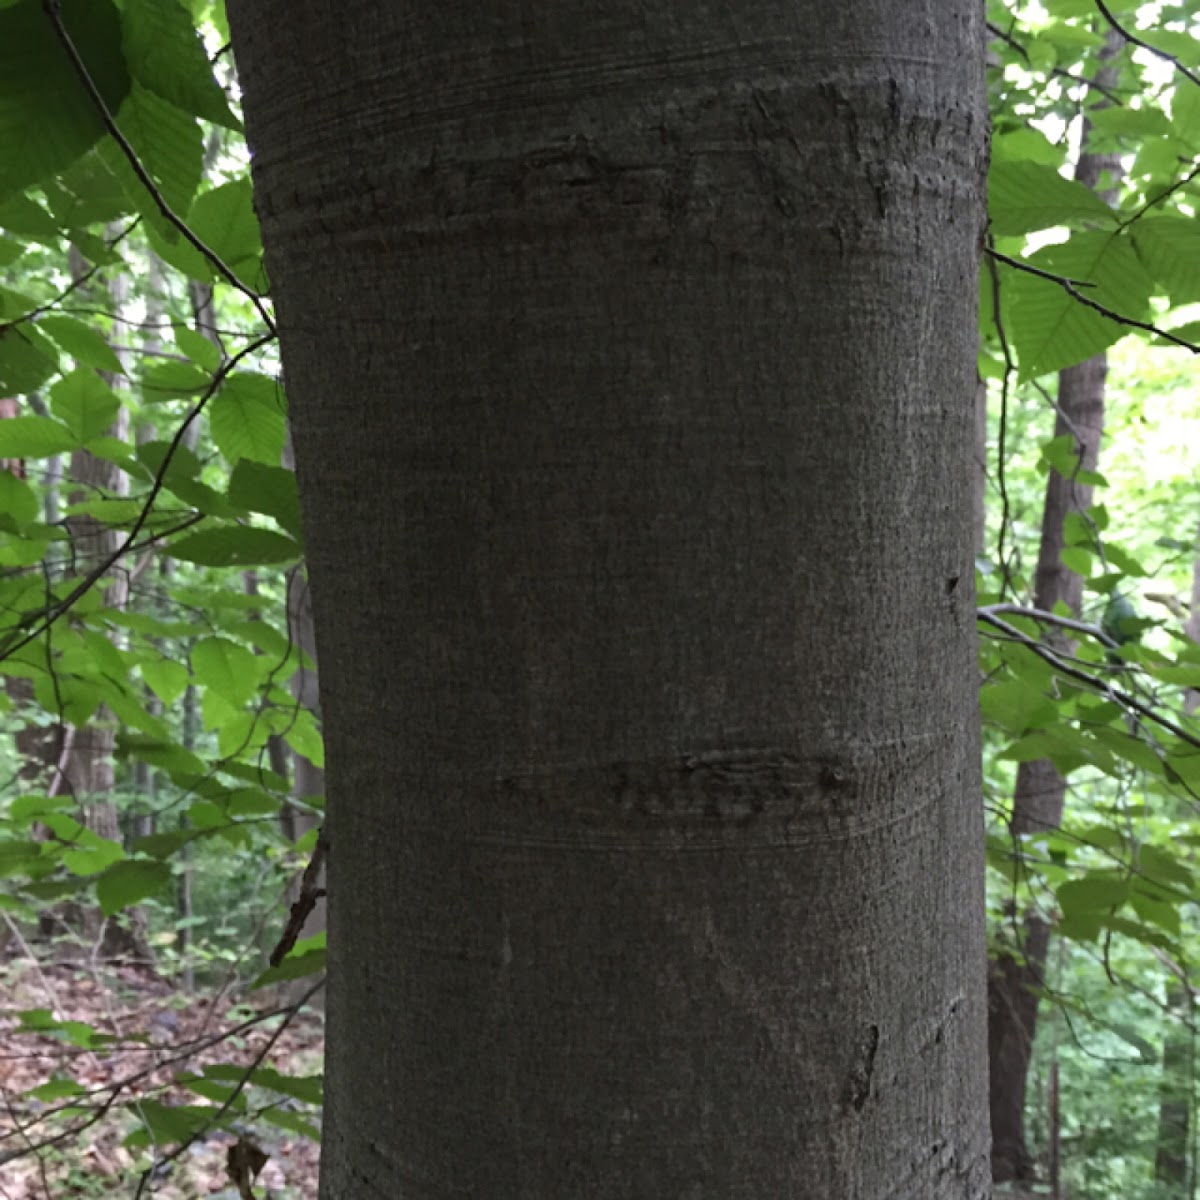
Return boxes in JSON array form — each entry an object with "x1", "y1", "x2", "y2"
[
  {"x1": 1153, "y1": 543, "x2": 1200, "y2": 1192},
  {"x1": 228, "y1": 1, "x2": 991, "y2": 1194},
  {"x1": 50, "y1": 245, "x2": 150, "y2": 955},
  {"x1": 986, "y1": 28, "x2": 1126, "y2": 1184}
]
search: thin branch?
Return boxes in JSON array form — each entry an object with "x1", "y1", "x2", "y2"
[
  {"x1": 10, "y1": 220, "x2": 139, "y2": 328},
  {"x1": 1119, "y1": 158, "x2": 1200, "y2": 229},
  {"x1": 987, "y1": 249, "x2": 1200, "y2": 354},
  {"x1": 40, "y1": 0, "x2": 276, "y2": 337},
  {"x1": 268, "y1": 829, "x2": 328, "y2": 967},
  {"x1": 132, "y1": 979, "x2": 324, "y2": 1199},
  {"x1": 979, "y1": 602, "x2": 1120, "y2": 650},
  {"x1": 0, "y1": 997, "x2": 316, "y2": 1161},
  {"x1": 977, "y1": 609, "x2": 1200, "y2": 750},
  {"x1": 987, "y1": 20, "x2": 1127, "y2": 105},
  {"x1": 1094, "y1": 0, "x2": 1200, "y2": 91},
  {"x1": 983, "y1": 241, "x2": 1016, "y2": 597},
  {"x1": 0, "y1": 333, "x2": 276, "y2": 663}
]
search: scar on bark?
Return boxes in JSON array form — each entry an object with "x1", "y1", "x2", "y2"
[{"x1": 842, "y1": 1023, "x2": 880, "y2": 1113}]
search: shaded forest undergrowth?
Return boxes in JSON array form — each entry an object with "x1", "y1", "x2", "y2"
[{"x1": 0, "y1": 955, "x2": 322, "y2": 1198}]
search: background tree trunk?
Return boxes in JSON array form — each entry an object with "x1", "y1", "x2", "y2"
[
  {"x1": 53, "y1": 245, "x2": 149, "y2": 960},
  {"x1": 230, "y1": 2, "x2": 991, "y2": 1195},
  {"x1": 1153, "y1": 549, "x2": 1200, "y2": 1192},
  {"x1": 987, "y1": 28, "x2": 1125, "y2": 1184}
]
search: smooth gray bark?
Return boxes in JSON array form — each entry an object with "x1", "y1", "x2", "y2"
[{"x1": 229, "y1": 3, "x2": 991, "y2": 1195}]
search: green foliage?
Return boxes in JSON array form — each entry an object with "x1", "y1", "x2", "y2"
[
  {"x1": 0, "y1": 0, "x2": 130, "y2": 197},
  {"x1": 0, "y1": 0, "x2": 1196, "y2": 1193}
]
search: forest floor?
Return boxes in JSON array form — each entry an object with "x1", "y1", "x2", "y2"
[{"x1": 0, "y1": 957, "x2": 322, "y2": 1199}]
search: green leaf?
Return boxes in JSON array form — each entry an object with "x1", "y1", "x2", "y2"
[
  {"x1": 96, "y1": 858, "x2": 172, "y2": 916},
  {"x1": 191, "y1": 636, "x2": 260, "y2": 709},
  {"x1": 252, "y1": 947, "x2": 326, "y2": 990},
  {"x1": 141, "y1": 357, "x2": 212, "y2": 402},
  {"x1": 30, "y1": 1078, "x2": 86, "y2": 1102},
  {"x1": 164, "y1": 474, "x2": 240, "y2": 518},
  {"x1": 990, "y1": 128, "x2": 1061, "y2": 166},
  {"x1": 1103, "y1": 544, "x2": 1146, "y2": 577},
  {"x1": 1172, "y1": 80, "x2": 1200, "y2": 150},
  {"x1": 1137, "y1": 844, "x2": 1193, "y2": 889},
  {"x1": 46, "y1": 149, "x2": 128, "y2": 226},
  {"x1": 50, "y1": 368, "x2": 121, "y2": 442},
  {"x1": 0, "y1": 838, "x2": 46, "y2": 879},
  {"x1": 137, "y1": 436, "x2": 202, "y2": 480},
  {"x1": 0, "y1": 414, "x2": 77, "y2": 458},
  {"x1": 1087, "y1": 105, "x2": 1173, "y2": 143},
  {"x1": 1090, "y1": 727, "x2": 1165, "y2": 777},
  {"x1": 140, "y1": 656, "x2": 191, "y2": 706},
  {"x1": 80, "y1": 628, "x2": 129, "y2": 682},
  {"x1": 209, "y1": 371, "x2": 286, "y2": 464},
  {"x1": 37, "y1": 315, "x2": 123, "y2": 373},
  {"x1": 980, "y1": 678, "x2": 1059, "y2": 735},
  {"x1": 17, "y1": 1010, "x2": 108, "y2": 1048},
  {"x1": 0, "y1": 0, "x2": 131, "y2": 196},
  {"x1": 134, "y1": 829, "x2": 195, "y2": 859},
  {"x1": 170, "y1": 525, "x2": 301, "y2": 567},
  {"x1": 81, "y1": 435, "x2": 144, "y2": 475},
  {"x1": 176, "y1": 1074, "x2": 245, "y2": 1106},
  {"x1": 228, "y1": 460, "x2": 302, "y2": 536},
  {"x1": 988, "y1": 159, "x2": 1116, "y2": 236},
  {"x1": 0, "y1": 468, "x2": 39, "y2": 530},
  {"x1": 98, "y1": 83, "x2": 203, "y2": 231},
  {"x1": 0, "y1": 233, "x2": 23, "y2": 266},
  {"x1": 116, "y1": 733, "x2": 207, "y2": 782},
  {"x1": 174, "y1": 323, "x2": 220, "y2": 370},
  {"x1": 1059, "y1": 546, "x2": 1092, "y2": 576},
  {"x1": 219, "y1": 759, "x2": 289, "y2": 793},
  {"x1": 230, "y1": 618, "x2": 302, "y2": 661},
  {"x1": 1057, "y1": 873, "x2": 1130, "y2": 918},
  {"x1": 1006, "y1": 232, "x2": 1156, "y2": 379},
  {"x1": 1040, "y1": 434, "x2": 1084, "y2": 480},
  {"x1": 121, "y1": 0, "x2": 240, "y2": 130},
  {"x1": 246, "y1": 1066, "x2": 323, "y2": 1105},
  {"x1": 0, "y1": 192, "x2": 60, "y2": 240},
  {"x1": 1133, "y1": 216, "x2": 1200, "y2": 305},
  {"x1": 224, "y1": 788, "x2": 282, "y2": 818},
  {"x1": 1084, "y1": 1009, "x2": 1160, "y2": 1062},
  {"x1": 201, "y1": 1062, "x2": 324, "y2": 1105},
  {"x1": 187, "y1": 799, "x2": 226, "y2": 830},
  {"x1": 149, "y1": 179, "x2": 263, "y2": 286},
  {"x1": 122, "y1": 1099, "x2": 218, "y2": 1148},
  {"x1": 0, "y1": 323, "x2": 59, "y2": 392},
  {"x1": 259, "y1": 1107, "x2": 322, "y2": 1141},
  {"x1": 998, "y1": 729, "x2": 1102, "y2": 776},
  {"x1": 60, "y1": 840, "x2": 125, "y2": 877},
  {"x1": 215, "y1": 708, "x2": 260, "y2": 757},
  {"x1": 283, "y1": 708, "x2": 324, "y2": 768},
  {"x1": 1130, "y1": 891, "x2": 1182, "y2": 936}
]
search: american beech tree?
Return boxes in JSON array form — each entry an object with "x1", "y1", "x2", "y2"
[{"x1": 229, "y1": 3, "x2": 991, "y2": 1195}]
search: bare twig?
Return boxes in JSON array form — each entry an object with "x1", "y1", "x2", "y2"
[{"x1": 268, "y1": 829, "x2": 328, "y2": 967}]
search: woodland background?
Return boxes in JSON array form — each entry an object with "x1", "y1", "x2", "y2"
[{"x1": 0, "y1": 0, "x2": 1198, "y2": 1196}]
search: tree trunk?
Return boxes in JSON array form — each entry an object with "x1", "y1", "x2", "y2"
[
  {"x1": 54, "y1": 245, "x2": 149, "y2": 960},
  {"x1": 987, "y1": 29, "x2": 1125, "y2": 1185},
  {"x1": 229, "y1": 3, "x2": 991, "y2": 1194},
  {"x1": 1153, "y1": 551, "x2": 1200, "y2": 1191}
]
